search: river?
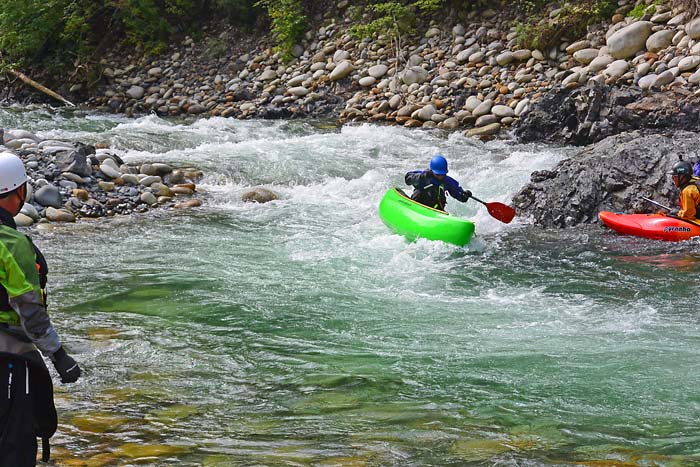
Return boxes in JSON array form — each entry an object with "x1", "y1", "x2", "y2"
[{"x1": 2, "y1": 107, "x2": 699, "y2": 467}]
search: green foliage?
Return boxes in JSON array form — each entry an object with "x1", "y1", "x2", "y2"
[
  {"x1": 350, "y1": 0, "x2": 443, "y2": 41},
  {"x1": 0, "y1": 0, "x2": 93, "y2": 69},
  {"x1": 515, "y1": 0, "x2": 618, "y2": 51},
  {"x1": 255, "y1": 0, "x2": 306, "y2": 60}
]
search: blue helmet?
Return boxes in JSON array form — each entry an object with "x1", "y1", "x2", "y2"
[{"x1": 429, "y1": 155, "x2": 448, "y2": 175}]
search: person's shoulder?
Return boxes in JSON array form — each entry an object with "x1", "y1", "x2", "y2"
[{"x1": 0, "y1": 226, "x2": 32, "y2": 255}]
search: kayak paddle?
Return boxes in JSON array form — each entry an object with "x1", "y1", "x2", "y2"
[
  {"x1": 641, "y1": 196, "x2": 673, "y2": 212},
  {"x1": 470, "y1": 195, "x2": 516, "y2": 224}
]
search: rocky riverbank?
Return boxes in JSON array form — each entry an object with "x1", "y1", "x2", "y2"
[
  {"x1": 58, "y1": 0, "x2": 697, "y2": 143},
  {"x1": 2, "y1": 129, "x2": 204, "y2": 226},
  {"x1": 512, "y1": 130, "x2": 697, "y2": 227}
]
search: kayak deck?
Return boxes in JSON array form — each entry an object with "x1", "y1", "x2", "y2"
[
  {"x1": 599, "y1": 211, "x2": 700, "y2": 241},
  {"x1": 378, "y1": 188, "x2": 475, "y2": 246}
]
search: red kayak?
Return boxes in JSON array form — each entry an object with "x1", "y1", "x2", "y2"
[{"x1": 599, "y1": 211, "x2": 700, "y2": 241}]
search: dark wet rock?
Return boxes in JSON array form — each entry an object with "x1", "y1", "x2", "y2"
[
  {"x1": 242, "y1": 187, "x2": 279, "y2": 203},
  {"x1": 516, "y1": 83, "x2": 700, "y2": 146},
  {"x1": 34, "y1": 185, "x2": 63, "y2": 208},
  {"x1": 515, "y1": 83, "x2": 700, "y2": 145},
  {"x1": 513, "y1": 131, "x2": 700, "y2": 228},
  {"x1": 55, "y1": 146, "x2": 92, "y2": 176}
]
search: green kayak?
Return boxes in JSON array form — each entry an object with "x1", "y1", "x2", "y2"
[{"x1": 378, "y1": 188, "x2": 475, "y2": 246}]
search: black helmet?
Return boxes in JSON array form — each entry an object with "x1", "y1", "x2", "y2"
[{"x1": 669, "y1": 160, "x2": 693, "y2": 176}]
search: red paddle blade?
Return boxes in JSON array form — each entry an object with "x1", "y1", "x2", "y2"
[{"x1": 485, "y1": 202, "x2": 516, "y2": 224}]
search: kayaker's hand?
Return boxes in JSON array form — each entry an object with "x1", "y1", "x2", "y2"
[
  {"x1": 656, "y1": 210, "x2": 666, "y2": 216},
  {"x1": 669, "y1": 209, "x2": 679, "y2": 217},
  {"x1": 460, "y1": 190, "x2": 472, "y2": 202},
  {"x1": 52, "y1": 347, "x2": 81, "y2": 384}
]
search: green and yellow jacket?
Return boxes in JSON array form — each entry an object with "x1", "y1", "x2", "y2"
[{"x1": 0, "y1": 207, "x2": 61, "y2": 355}]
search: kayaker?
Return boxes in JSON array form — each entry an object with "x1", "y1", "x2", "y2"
[
  {"x1": 668, "y1": 160, "x2": 700, "y2": 221},
  {"x1": 0, "y1": 152, "x2": 81, "y2": 466},
  {"x1": 405, "y1": 155, "x2": 471, "y2": 211}
]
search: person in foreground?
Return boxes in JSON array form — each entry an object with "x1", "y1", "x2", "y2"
[
  {"x1": 0, "y1": 152, "x2": 81, "y2": 466},
  {"x1": 405, "y1": 155, "x2": 472, "y2": 211},
  {"x1": 667, "y1": 160, "x2": 700, "y2": 222}
]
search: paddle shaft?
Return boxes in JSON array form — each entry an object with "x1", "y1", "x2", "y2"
[
  {"x1": 642, "y1": 196, "x2": 673, "y2": 212},
  {"x1": 470, "y1": 195, "x2": 487, "y2": 205}
]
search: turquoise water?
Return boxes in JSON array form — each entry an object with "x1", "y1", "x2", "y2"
[{"x1": 3, "y1": 107, "x2": 700, "y2": 466}]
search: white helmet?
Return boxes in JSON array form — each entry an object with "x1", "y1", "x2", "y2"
[{"x1": 0, "y1": 152, "x2": 27, "y2": 194}]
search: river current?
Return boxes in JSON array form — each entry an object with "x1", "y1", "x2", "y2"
[{"x1": 1, "y1": 107, "x2": 699, "y2": 467}]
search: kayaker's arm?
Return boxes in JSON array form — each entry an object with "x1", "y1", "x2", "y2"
[
  {"x1": 405, "y1": 170, "x2": 431, "y2": 187},
  {"x1": 444, "y1": 177, "x2": 472, "y2": 202}
]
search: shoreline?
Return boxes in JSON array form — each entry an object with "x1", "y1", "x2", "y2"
[{"x1": 11, "y1": 0, "x2": 692, "y2": 145}]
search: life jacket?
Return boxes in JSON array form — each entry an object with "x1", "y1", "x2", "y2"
[
  {"x1": 0, "y1": 217, "x2": 48, "y2": 323},
  {"x1": 679, "y1": 178, "x2": 700, "y2": 219},
  {"x1": 410, "y1": 182, "x2": 447, "y2": 211}
]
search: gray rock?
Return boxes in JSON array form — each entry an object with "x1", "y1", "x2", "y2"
[
  {"x1": 4, "y1": 130, "x2": 39, "y2": 143},
  {"x1": 573, "y1": 49, "x2": 600, "y2": 65},
  {"x1": 638, "y1": 73, "x2": 658, "y2": 89},
  {"x1": 121, "y1": 174, "x2": 139, "y2": 185},
  {"x1": 606, "y1": 21, "x2": 653, "y2": 59},
  {"x1": 603, "y1": 60, "x2": 630, "y2": 79},
  {"x1": 287, "y1": 74, "x2": 309, "y2": 87},
  {"x1": 411, "y1": 104, "x2": 437, "y2": 121},
  {"x1": 100, "y1": 162, "x2": 121, "y2": 179},
  {"x1": 466, "y1": 122, "x2": 501, "y2": 137},
  {"x1": 330, "y1": 61, "x2": 354, "y2": 80},
  {"x1": 45, "y1": 207, "x2": 75, "y2": 223},
  {"x1": 13, "y1": 213, "x2": 33, "y2": 227},
  {"x1": 34, "y1": 185, "x2": 62, "y2": 208},
  {"x1": 20, "y1": 203, "x2": 39, "y2": 220},
  {"x1": 476, "y1": 114, "x2": 499, "y2": 127},
  {"x1": 139, "y1": 176, "x2": 162, "y2": 186},
  {"x1": 288, "y1": 86, "x2": 310, "y2": 96},
  {"x1": 401, "y1": 66, "x2": 429, "y2": 85},
  {"x1": 678, "y1": 56, "x2": 700, "y2": 72},
  {"x1": 140, "y1": 192, "x2": 157, "y2": 205},
  {"x1": 589, "y1": 55, "x2": 615, "y2": 72},
  {"x1": 492, "y1": 105, "x2": 515, "y2": 118},
  {"x1": 646, "y1": 30, "x2": 675, "y2": 53},
  {"x1": 513, "y1": 131, "x2": 700, "y2": 227},
  {"x1": 496, "y1": 51, "x2": 514, "y2": 66},
  {"x1": 686, "y1": 17, "x2": 700, "y2": 39},
  {"x1": 472, "y1": 99, "x2": 494, "y2": 118},
  {"x1": 358, "y1": 76, "x2": 376, "y2": 87},
  {"x1": 464, "y1": 96, "x2": 482, "y2": 112},
  {"x1": 653, "y1": 69, "x2": 676, "y2": 88},
  {"x1": 259, "y1": 69, "x2": 277, "y2": 81},
  {"x1": 242, "y1": 187, "x2": 279, "y2": 203},
  {"x1": 126, "y1": 86, "x2": 145, "y2": 99},
  {"x1": 368, "y1": 64, "x2": 388, "y2": 79},
  {"x1": 333, "y1": 50, "x2": 350, "y2": 63},
  {"x1": 55, "y1": 147, "x2": 92, "y2": 176}
]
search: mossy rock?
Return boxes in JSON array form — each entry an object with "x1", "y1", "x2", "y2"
[
  {"x1": 146, "y1": 404, "x2": 199, "y2": 423},
  {"x1": 71, "y1": 411, "x2": 131, "y2": 433},
  {"x1": 86, "y1": 327, "x2": 124, "y2": 341}
]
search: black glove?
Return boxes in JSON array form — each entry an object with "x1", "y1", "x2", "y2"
[
  {"x1": 52, "y1": 347, "x2": 81, "y2": 384},
  {"x1": 461, "y1": 190, "x2": 472, "y2": 202},
  {"x1": 669, "y1": 209, "x2": 679, "y2": 217},
  {"x1": 423, "y1": 169, "x2": 434, "y2": 180}
]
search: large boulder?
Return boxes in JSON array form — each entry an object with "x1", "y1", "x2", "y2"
[
  {"x1": 515, "y1": 82, "x2": 700, "y2": 146},
  {"x1": 606, "y1": 21, "x2": 653, "y2": 59},
  {"x1": 513, "y1": 131, "x2": 700, "y2": 227}
]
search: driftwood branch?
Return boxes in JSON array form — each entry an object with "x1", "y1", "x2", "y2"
[{"x1": 9, "y1": 70, "x2": 75, "y2": 106}]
